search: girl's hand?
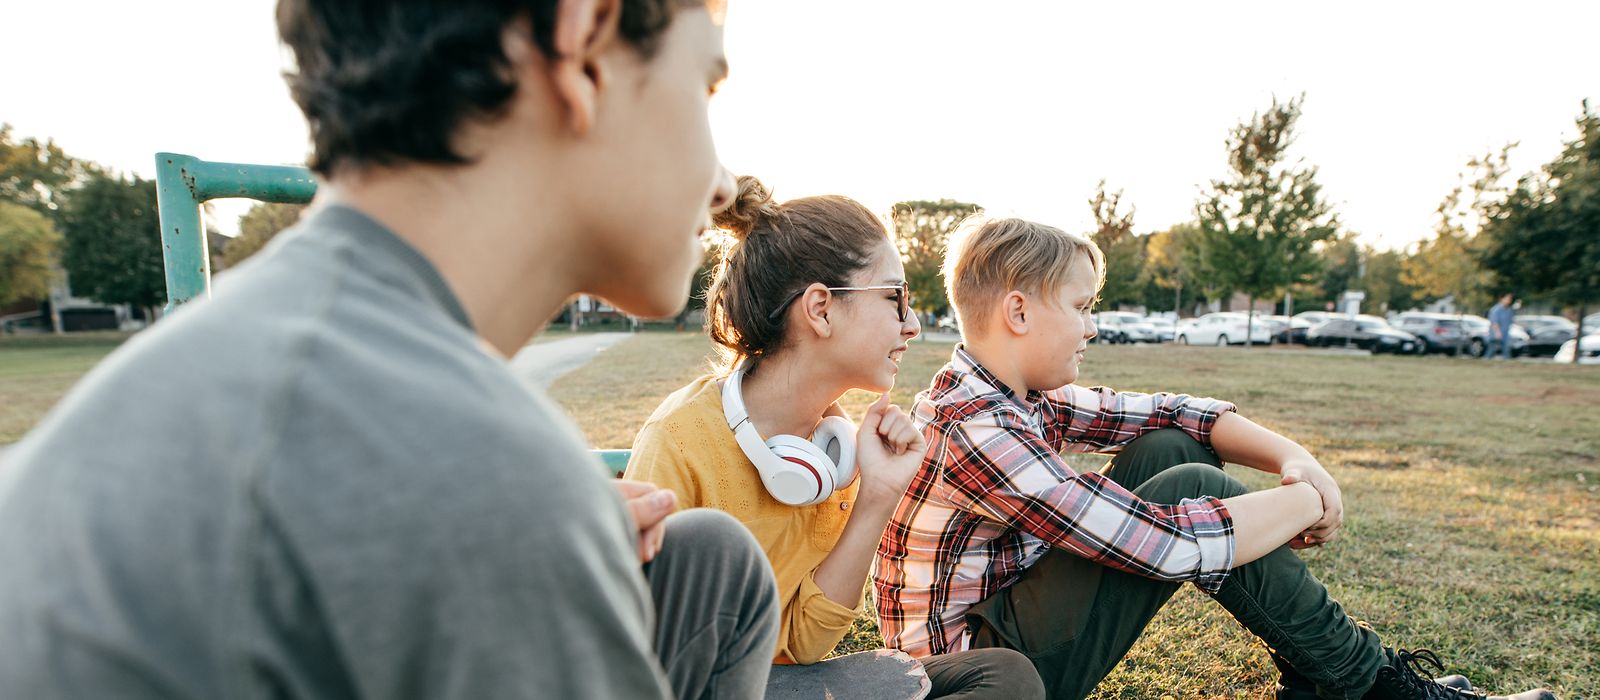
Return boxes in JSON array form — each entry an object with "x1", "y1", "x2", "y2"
[{"x1": 854, "y1": 391, "x2": 926, "y2": 504}]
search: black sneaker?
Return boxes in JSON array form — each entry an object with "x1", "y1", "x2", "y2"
[
  {"x1": 1275, "y1": 654, "x2": 1472, "y2": 700},
  {"x1": 1364, "y1": 648, "x2": 1557, "y2": 700}
]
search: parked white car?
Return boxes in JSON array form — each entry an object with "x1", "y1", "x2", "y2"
[
  {"x1": 1553, "y1": 334, "x2": 1600, "y2": 364},
  {"x1": 1174, "y1": 312, "x2": 1275, "y2": 346}
]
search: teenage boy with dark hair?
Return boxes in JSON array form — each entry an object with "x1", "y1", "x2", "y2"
[
  {"x1": 872, "y1": 218, "x2": 1557, "y2": 700},
  {"x1": 0, "y1": 1, "x2": 778, "y2": 698}
]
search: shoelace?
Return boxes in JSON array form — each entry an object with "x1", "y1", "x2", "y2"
[{"x1": 1395, "y1": 649, "x2": 1485, "y2": 699}]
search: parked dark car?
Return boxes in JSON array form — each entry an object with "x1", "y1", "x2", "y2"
[
  {"x1": 1516, "y1": 315, "x2": 1577, "y2": 356},
  {"x1": 1307, "y1": 316, "x2": 1422, "y2": 354},
  {"x1": 1277, "y1": 311, "x2": 1333, "y2": 345}
]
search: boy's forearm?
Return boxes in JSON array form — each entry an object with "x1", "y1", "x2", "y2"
[{"x1": 1208, "y1": 411, "x2": 1315, "y2": 474}]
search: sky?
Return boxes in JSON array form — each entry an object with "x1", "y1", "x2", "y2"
[{"x1": 4, "y1": 0, "x2": 1597, "y2": 248}]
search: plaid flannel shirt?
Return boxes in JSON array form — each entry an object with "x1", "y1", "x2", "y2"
[{"x1": 873, "y1": 346, "x2": 1240, "y2": 656}]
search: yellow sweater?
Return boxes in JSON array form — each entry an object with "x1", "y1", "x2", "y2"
[{"x1": 624, "y1": 375, "x2": 862, "y2": 665}]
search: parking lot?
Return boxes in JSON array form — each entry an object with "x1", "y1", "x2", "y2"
[{"x1": 1089, "y1": 310, "x2": 1599, "y2": 363}]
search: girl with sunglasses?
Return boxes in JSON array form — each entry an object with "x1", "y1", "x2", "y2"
[{"x1": 625, "y1": 176, "x2": 1044, "y2": 698}]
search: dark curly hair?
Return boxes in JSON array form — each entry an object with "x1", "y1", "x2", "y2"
[{"x1": 277, "y1": 0, "x2": 704, "y2": 177}]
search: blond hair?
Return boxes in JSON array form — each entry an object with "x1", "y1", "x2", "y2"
[{"x1": 944, "y1": 218, "x2": 1105, "y2": 336}]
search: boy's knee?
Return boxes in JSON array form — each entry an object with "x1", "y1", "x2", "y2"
[
  {"x1": 1123, "y1": 428, "x2": 1222, "y2": 467},
  {"x1": 968, "y1": 648, "x2": 1046, "y2": 699},
  {"x1": 1139, "y1": 462, "x2": 1248, "y2": 502}
]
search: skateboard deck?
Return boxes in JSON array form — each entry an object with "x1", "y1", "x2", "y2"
[{"x1": 765, "y1": 649, "x2": 931, "y2": 700}]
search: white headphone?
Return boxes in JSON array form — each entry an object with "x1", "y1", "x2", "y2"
[{"x1": 722, "y1": 362, "x2": 857, "y2": 506}]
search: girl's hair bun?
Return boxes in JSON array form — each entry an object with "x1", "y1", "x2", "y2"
[{"x1": 712, "y1": 175, "x2": 775, "y2": 240}]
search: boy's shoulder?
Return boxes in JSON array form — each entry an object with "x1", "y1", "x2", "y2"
[{"x1": 911, "y1": 355, "x2": 1029, "y2": 434}]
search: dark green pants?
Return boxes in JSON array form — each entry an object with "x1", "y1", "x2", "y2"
[
  {"x1": 965, "y1": 429, "x2": 1384, "y2": 700},
  {"x1": 923, "y1": 648, "x2": 1046, "y2": 699}
]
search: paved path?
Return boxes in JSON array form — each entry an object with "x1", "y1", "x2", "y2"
[
  {"x1": 508, "y1": 332, "x2": 632, "y2": 389},
  {"x1": 0, "y1": 333, "x2": 634, "y2": 468}
]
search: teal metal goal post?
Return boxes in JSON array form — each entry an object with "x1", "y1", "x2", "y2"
[{"x1": 153, "y1": 153, "x2": 317, "y2": 313}]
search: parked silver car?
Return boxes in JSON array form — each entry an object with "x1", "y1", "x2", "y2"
[
  {"x1": 1392, "y1": 312, "x2": 1527, "y2": 356},
  {"x1": 1144, "y1": 317, "x2": 1176, "y2": 343},
  {"x1": 1093, "y1": 311, "x2": 1158, "y2": 344},
  {"x1": 1459, "y1": 316, "x2": 1529, "y2": 357}
]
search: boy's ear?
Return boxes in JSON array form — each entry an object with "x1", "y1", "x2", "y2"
[
  {"x1": 1001, "y1": 291, "x2": 1029, "y2": 336},
  {"x1": 543, "y1": 0, "x2": 623, "y2": 136},
  {"x1": 800, "y1": 283, "x2": 835, "y2": 339}
]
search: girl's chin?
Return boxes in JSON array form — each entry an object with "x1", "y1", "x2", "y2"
[{"x1": 860, "y1": 373, "x2": 894, "y2": 394}]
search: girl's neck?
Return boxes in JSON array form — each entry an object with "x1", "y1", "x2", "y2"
[{"x1": 737, "y1": 351, "x2": 850, "y2": 437}]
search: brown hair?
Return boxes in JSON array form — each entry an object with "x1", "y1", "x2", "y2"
[
  {"x1": 704, "y1": 176, "x2": 889, "y2": 370},
  {"x1": 944, "y1": 218, "x2": 1105, "y2": 336}
]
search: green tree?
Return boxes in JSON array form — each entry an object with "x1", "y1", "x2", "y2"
[
  {"x1": 1358, "y1": 247, "x2": 1416, "y2": 315},
  {"x1": 58, "y1": 173, "x2": 166, "y2": 314},
  {"x1": 1145, "y1": 222, "x2": 1197, "y2": 314},
  {"x1": 1480, "y1": 101, "x2": 1600, "y2": 361},
  {"x1": 1177, "y1": 219, "x2": 1233, "y2": 308},
  {"x1": 0, "y1": 201, "x2": 61, "y2": 307},
  {"x1": 1311, "y1": 233, "x2": 1362, "y2": 310},
  {"x1": 0, "y1": 124, "x2": 96, "y2": 217},
  {"x1": 1087, "y1": 181, "x2": 1146, "y2": 309},
  {"x1": 221, "y1": 202, "x2": 307, "y2": 269},
  {"x1": 1401, "y1": 146, "x2": 1512, "y2": 315},
  {"x1": 891, "y1": 199, "x2": 982, "y2": 317},
  {"x1": 1193, "y1": 95, "x2": 1339, "y2": 344}
]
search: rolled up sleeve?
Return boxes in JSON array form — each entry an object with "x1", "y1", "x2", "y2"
[
  {"x1": 777, "y1": 570, "x2": 864, "y2": 665},
  {"x1": 1039, "y1": 384, "x2": 1237, "y2": 454}
]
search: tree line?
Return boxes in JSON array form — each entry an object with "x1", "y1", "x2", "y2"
[
  {"x1": 886, "y1": 97, "x2": 1600, "y2": 353},
  {"x1": 0, "y1": 126, "x2": 305, "y2": 325},
  {"x1": 4, "y1": 97, "x2": 1595, "y2": 345}
]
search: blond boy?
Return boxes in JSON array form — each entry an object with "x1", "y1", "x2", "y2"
[{"x1": 871, "y1": 218, "x2": 1554, "y2": 700}]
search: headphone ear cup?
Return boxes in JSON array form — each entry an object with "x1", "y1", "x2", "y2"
[
  {"x1": 812, "y1": 416, "x2": 858, "y2": 489},
  {"x1": 765, "y1": 435, "x2": 835, "y2": 506}
]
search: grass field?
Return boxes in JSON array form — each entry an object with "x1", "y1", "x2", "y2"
[
  {"x1": 0, "y1": 333, "x2": 133, "y2": 444},
  {"x1": 4, "y1": 330, "x2": 1596, "y2": 697},
  {"x1": 548, "y1": 333, "x2": 1600, "y2": 699}
]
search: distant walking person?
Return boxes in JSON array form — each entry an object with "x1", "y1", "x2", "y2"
[{"x1": 1489, "y1": 293, "x2": 1516, "y2": 359}]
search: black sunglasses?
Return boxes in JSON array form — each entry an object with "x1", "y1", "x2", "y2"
[{"x1": 768, "y1": 283, "x2": 913, "y2": 323}]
